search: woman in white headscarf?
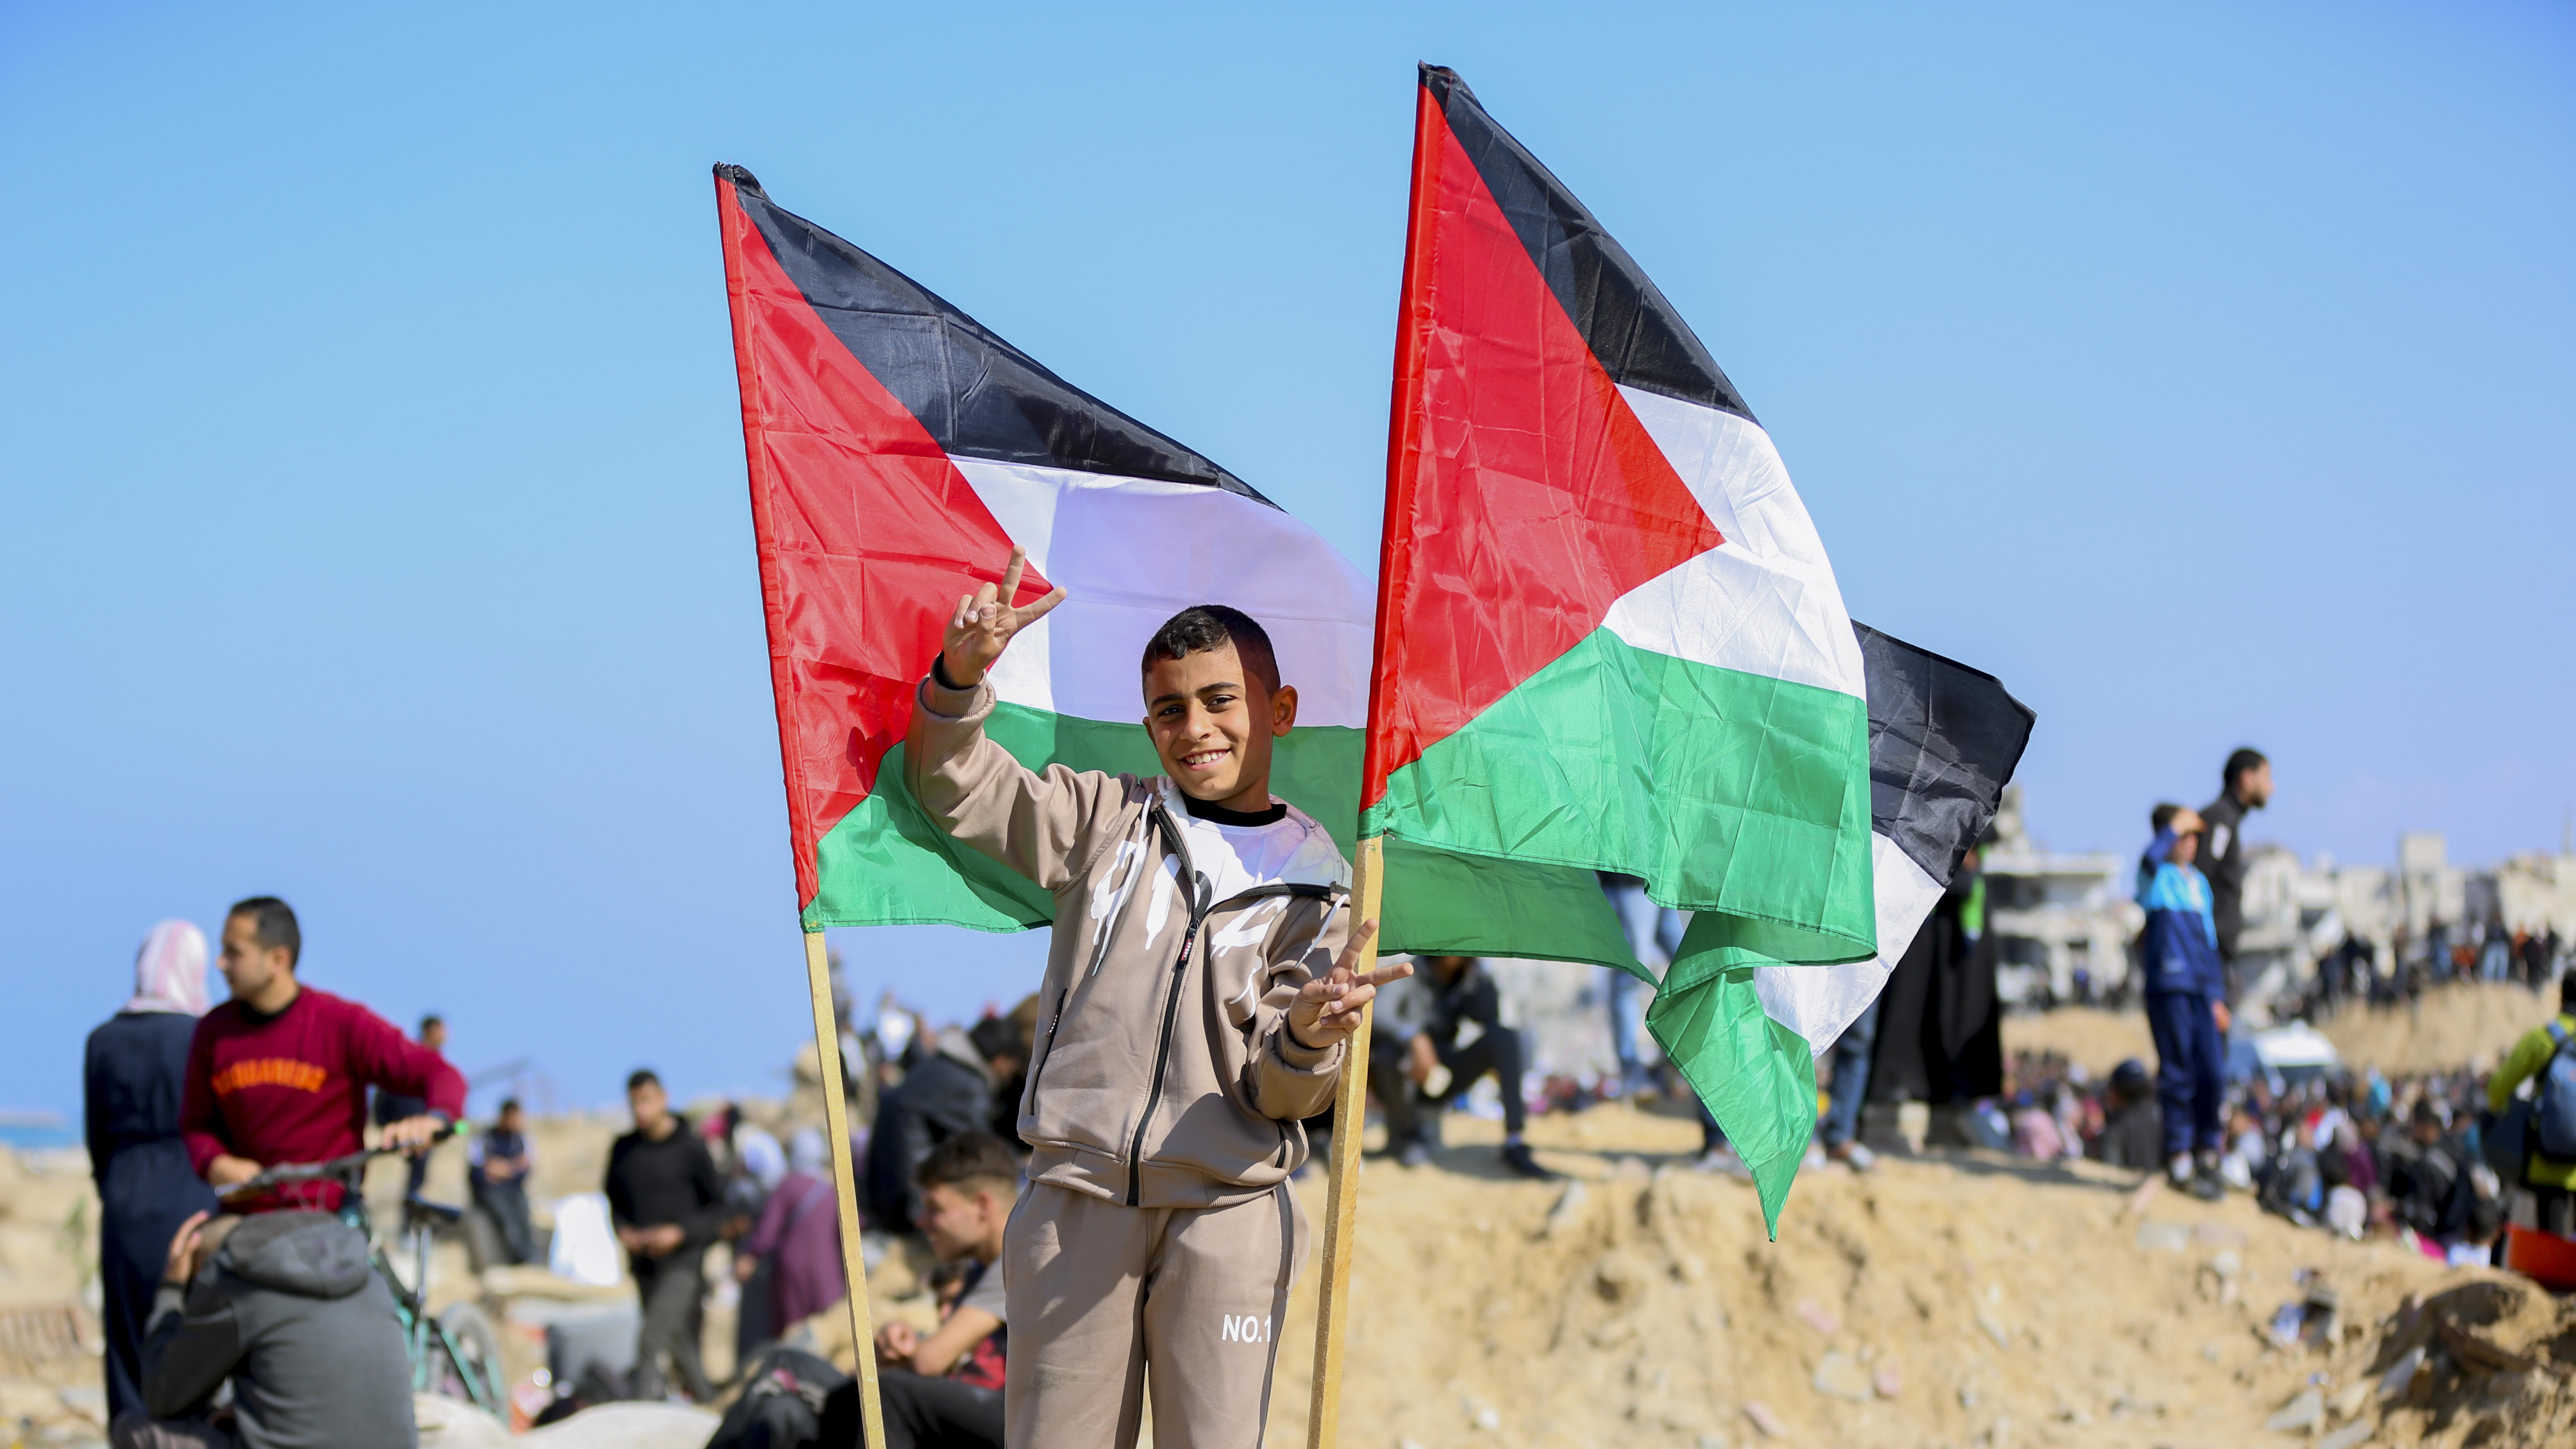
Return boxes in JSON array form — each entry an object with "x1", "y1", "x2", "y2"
[{"x1": 83, "y1": 921, "x2": 221, "y2": 1420}]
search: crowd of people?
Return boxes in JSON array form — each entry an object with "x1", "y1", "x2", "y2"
[
  {"x1": 1971, "y1": 971, "x2": 2572, "y2": 1267},
  {"x1": 69, "y1": 687, "x2": 2576, "y2": 1449},
  {"x1": 1911, "y1": 739, "x2": 2576, "y2": 1273}
]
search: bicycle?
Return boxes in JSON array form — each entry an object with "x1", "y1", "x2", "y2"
[{"x1": 214, "y1": 1131, "x2": 508, "y2": 1419}]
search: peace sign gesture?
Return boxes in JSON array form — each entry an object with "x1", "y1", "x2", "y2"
[
  {"x1": 941, "y1": 547, "x2": 1068, "y2": 688},
  {"x1": 1287, "y1": 919, "x2": 1408, "y2": 1050}
]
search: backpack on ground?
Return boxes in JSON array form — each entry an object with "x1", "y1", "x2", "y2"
[
  {"x1": 2535, "y1": 1021, "x2": 2576, "y2": 1162},
  {"x1": 706, "y1": 1345, "x2": 848, "y2": 1449}
]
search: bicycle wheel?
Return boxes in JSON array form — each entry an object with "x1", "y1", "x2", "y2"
[{"x1": 431, "y1": 1301, "x2": 506, "y2": 1413}]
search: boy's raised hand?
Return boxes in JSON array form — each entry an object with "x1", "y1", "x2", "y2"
[
  {"x1": 942, "y1": 546, "x2": 1068, "y2": 688},
  {"x1": 1288, "y1": 919, "x2": 1408, "y2": 1050}
]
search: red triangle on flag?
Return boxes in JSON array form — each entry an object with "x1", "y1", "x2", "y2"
[
  {"x1": 1365, "y1": 90, "x2": 1724, "y2": 808},
  {"x1": 719, "y1": 174, "x2": 1053, "y2": 906}
]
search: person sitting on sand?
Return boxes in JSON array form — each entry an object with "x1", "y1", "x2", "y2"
[
  {"x1": 112, "y1": 1209, "x2": 415, "y2": 1449},
  {"x1": 822, "y1": 1131, "x2": 1023, "y2": 1449},
  {"x1": 2088, "y1": 1059, "x2": 2163, "y2": 1172},
  {"x1": 1370, "y1": 955, "x2": 1553, "y2": 1179}
]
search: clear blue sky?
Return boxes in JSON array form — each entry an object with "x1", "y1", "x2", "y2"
[{"x1": 4, "y1": 2, "x2": 2569, "y2": 1119}]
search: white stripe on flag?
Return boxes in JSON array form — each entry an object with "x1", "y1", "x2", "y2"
[
  {"x1": 952, "y1": 458, "x2": 1374, "y2": 727},
  {"x1": 1753, "y1": 834, "x2": 1943, "y2": 1056},
  {"x1": 1602, "y1": 387, "x2": 1866, "y2": 701}
]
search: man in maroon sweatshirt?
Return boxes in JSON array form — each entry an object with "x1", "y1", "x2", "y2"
[{"x1": 182, "y1": 898, "x2": 465, "y2": 1214}]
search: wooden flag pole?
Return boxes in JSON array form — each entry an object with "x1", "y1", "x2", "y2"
[
  {"x1": 802, "y1": 930, "x2": 885, "y2": 1449},
  {"x1": 1305, "y1": 834, "x2": 1384, "y2": 1449}
]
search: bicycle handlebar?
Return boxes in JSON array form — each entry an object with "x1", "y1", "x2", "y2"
[{"x1": 213, "y1": 1125, "x2": 458, "y2": 1202}]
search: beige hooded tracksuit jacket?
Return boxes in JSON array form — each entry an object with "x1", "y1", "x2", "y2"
[{"x1": 906, "y1": 669, "x2": 1352, "y2": 1448}]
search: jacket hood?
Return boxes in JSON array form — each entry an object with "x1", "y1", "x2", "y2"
[{"x1": 215, "y1": 1211, "x2": 373, "y2": 1298}]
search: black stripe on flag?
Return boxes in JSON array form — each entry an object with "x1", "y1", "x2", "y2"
[
  {"x1": 1852, "y1": 622, "x2": 2036, "y2": 890},
  {"x1": 1419, "y1": 66, "x2": 1755, "y2": 424},
  {"x1": 718, "y1": 166, "x2": 1271, "y2": 503}
]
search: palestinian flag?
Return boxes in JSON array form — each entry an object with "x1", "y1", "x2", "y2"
[
  {"x1": 713, "y1": 166, "x2": 1373, "y2": 928},
  {"x1": 1708, "y1": 623, "x2": 2032, "y2": 1224},
  {"x1": 1369, "y1": 68, "x2": 2032, "y2": 1229}
]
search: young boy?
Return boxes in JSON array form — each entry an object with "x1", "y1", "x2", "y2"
[
  {"x1": 822, "y1": 1131, "x2": 1022, "y2": 1449},
  {"x1": 2136, "y1": 803, "x2": 2230, "y2": 1201},
  {"x1": 906, "y1": 550, "x2": 1403, "y2": 1447}
]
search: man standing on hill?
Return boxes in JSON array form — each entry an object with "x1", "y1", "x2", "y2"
[
  {"x1": 182, "y1": 897, "x2": 462, "y2": 1213},
  {"x1": 606, "y1": 1070, "x2": 724, "y2": 1402},
  {"x1": 2198, "y1": 748, "x2": 2271, "y2": 1003}
]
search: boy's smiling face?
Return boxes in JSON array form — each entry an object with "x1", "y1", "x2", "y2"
[{"x1": 1143, "y1": 640, "x2": 1298, "y2": 812}]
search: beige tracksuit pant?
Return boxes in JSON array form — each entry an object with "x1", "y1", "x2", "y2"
[{"x1": 1004, "y1": 1181, "x2": 1306, "y2": 1448}]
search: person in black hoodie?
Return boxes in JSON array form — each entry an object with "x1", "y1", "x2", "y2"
[
  {"x1": 112, "y1": 1208, "x2": 415, "y2": 1449},
  {"x1": 863, "y1": 1019, "x2": 1021, "y2": 1233},
  {"x1": 606, "y1": 1070, "x2": 725, "y2": 1402}
]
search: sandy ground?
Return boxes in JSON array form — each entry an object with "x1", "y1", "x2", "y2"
[
  {"x1": 791, "y1": 1100, "x2": 2576, "y2": 1449},
  {"x1": 1241, "y1": 1108, "x2": 2574, "y2": 1448},
  {"x1": 10, "y1": 987, "x2": 2576, "y2": 1446},
  {"x1": 2003, "y1": 983, "x2": 2556, "y2": 1079}
]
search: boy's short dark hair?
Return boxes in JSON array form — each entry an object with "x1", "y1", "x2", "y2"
[
  {"x1": 2150, "y1": 802, "x2": 2183, "y2": 834},
  {"x1": 498, "y1": 1097, "x2": 523, "y2": 1117},
  {"x1": 420, "y1": 1013, "x2": 443, "y2": 1034},
  {"x1": 1141, "y1": 605, "x2": 1279, "y2": 694},
  {"x1": 626, "y1": 1069, "x2": 662, "y2": 1094},
  {"x1": 2560, "y1": 974, "x2": 2576, "y2": 1011},
  {"x1": 2223, "y1": 748, "x2": 2267, "y2": 790},
  {"x1": 915, "y1": 1131, "x2": 1021, "y2": 1196},
  {"x1": 228, "y1": 897, "x2": 301, "y2": 968}
]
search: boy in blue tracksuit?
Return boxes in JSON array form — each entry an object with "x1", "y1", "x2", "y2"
[{"x1": 2137, "y1": 803, "x2": 2232, "y2": 1201}]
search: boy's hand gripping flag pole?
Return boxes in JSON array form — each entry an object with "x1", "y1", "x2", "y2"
[
  {"x1": 1304, "y1": 837, "x2": 1381, "y2": 1449},
  {"x1": 1305, "y1": 67, "x2": 1449, "y2": 1449}
]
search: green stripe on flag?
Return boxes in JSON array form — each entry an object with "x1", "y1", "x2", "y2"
[
  {"x1": 1362, "y1": 625, "x2": 1869, "y2": 1236},
  {"x1": 801, "y1": 705, "x2": 1362, "y2": 931},
  {"x1": 1378, "y1": 836, "x2": 1640, "y2": 971},
  {"x1": 1646, "y1": 948, "x2": 1818, "y2": 1239},
  {"x1": 1363, "y1": 626, "x2": 1876, "y2": 967}
]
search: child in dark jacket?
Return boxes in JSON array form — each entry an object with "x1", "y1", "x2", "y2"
[{"x1": 2136, "y1": 803, "x2": 2232, "y2": 1200}]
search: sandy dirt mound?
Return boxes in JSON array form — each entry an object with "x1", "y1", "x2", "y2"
[
  {"x1": 2001, "y1": 1006, "x2": 2156, "y2": 1074},
  {"x1": 2318, "y1": 986, "x2": 2558, "y2": 1078},
  {"x1": 13, "y1": 1082, "x2": 2575, "y2": 1447},
  {"x1": 0, "y1": 1145, "x2": 110, "y2": 1443},
  {"x1": 798, "y1": 1104, "x2": 2576, "y2": 1447},
  {"x1": 2004, "y1": 984, "x2": 2555, "y2": 1078},
  {"x1": 1235, "y1": 1105, "x2": 2576, "y2": 1448}
]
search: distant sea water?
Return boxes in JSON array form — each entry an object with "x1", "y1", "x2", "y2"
[{"x1": 0, "y1": 1114, "x2": 76, "y2": 1152}]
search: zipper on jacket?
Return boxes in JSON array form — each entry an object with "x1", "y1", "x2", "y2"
[
  {"x1": 1126, "y1": 802, "x2": 1207, "y2": 1206},
  {"x1": 1024, "y1": 987, "x2": 1071, "y2": 1104}
]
